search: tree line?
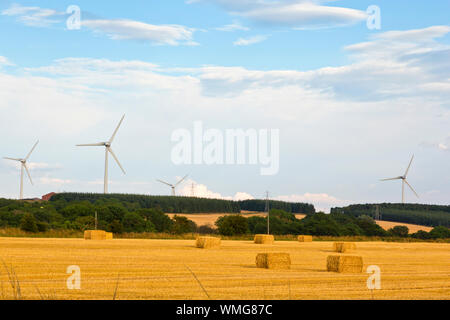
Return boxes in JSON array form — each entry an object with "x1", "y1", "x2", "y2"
[
  {"x1": 330, "y1": 203, "x2": 450, "y2": 227},
  {"x1": 215, "y1": 210, "x2": 450, "y2": 239}
]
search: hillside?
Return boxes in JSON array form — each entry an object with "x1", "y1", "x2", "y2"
[{"x1": 331, "y1": 203, "x2": 450, "y2": 228}]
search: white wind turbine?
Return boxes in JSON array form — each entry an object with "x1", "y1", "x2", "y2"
[
  {"x1": 4, "y1": 141, "x2": 39, "y2": 200},
  {"x1": 380, "y1": 155, "x2": 419, "y2": 204},
  {"x1": 76, "y1": 115, "x2": 126, "y2": 194},
  {"x1": 157, "y1": 175, "x2": 188, "y2": 196}
]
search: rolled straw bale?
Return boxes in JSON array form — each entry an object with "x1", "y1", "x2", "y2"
[
  {"x1": 196, "y1": 236, "x2": 221, "y2": 249},
  {"x1": 333, "y1": 242, "x2": 357, "y2": 253},
  {"x1": 256, "y1": 253, "x2": 291, "y2": 270},
  {"x1": 254, "y1": 234, "x2": 274, "y2": 244},
  {"x1": 327, "y1": 255, "x2": 363, "y2": 273},
  {"x1": 105, "y1": 232, "x2": 113, "y2": 240},
  {"x1": 297, "y1": 235, "x2": 313, "y2": 242},
  {"x1": 84, "y1": 230, "x2": 107, "y2": 240}
]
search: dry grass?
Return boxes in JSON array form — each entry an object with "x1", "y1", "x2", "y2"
[
  {"x1": 375, "y1": 221, "x2": 433, "y2": 233},
  {"x1": 167, "y1": 213, "x2": 307, "y2": 228},
  {"x1": 0, "y1": 237, "x2": 449, "y2": 300}
]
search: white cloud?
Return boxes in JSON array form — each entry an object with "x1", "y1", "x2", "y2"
[
  {"x1": 233, "y1": 35, "x2": 267, "y2": 46},
  {"x1": 240, "y1": 3, "x2": 367, "y2": 28},
  {"x1": 0, "y1": 56, "x2": 14, "y2": 67},
  {"x1": 178, "y1": 179, "x2": 254, "y2": 200},
  {"x1": 1, "y1": 4, "x2": 63, "y2": 27},
  {"x1": 275, "y1": 193, "x2": 353, "y2": 213},
  {"x1": 216, "y1": 21, "x2": 249, "y2": 31},
  {"x1": 82, "y1": 19, "x2": 197, "y2": 46},
  {"x1": 189, "y1": 0, "x2": 367, "y2": 29}
]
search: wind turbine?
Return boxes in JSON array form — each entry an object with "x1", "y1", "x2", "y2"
[
  {"x1": 157, "y1": 175, "x2": 188, "y2": 196},
  {"x1": 380, "y1": 155, "x2": 419, "y2": 204},
  {"x1": 76, "y1": 114, "x2": 126, "y2": 194},
  {"x1": 4, "y1": 140, "x2": 39, "y2": 200}
]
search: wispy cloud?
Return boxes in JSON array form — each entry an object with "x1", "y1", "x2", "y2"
[
  {"x1": 189, "y1": 0, "x2": 367, "y2": 29},
  {"x1": 83, "y1": 19, "x2": 198, "y2": 46},
  {"x1": 233, "y1": 35, "x2": 267, "y2": 46},
  {"x1": 215, "y1": 21, "x2": 249, "y2": 31},
  {"x1": 1, "y1": 3, "x2": 64, "y2": 27}
]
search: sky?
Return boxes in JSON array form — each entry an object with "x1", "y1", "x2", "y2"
[{"x1": 0, "y1": 0, "x2": 449, "y2": 212}]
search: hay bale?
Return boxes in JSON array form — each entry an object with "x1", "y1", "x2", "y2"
[
  {"x1": 256, "y1": 253, "x2": 291, "y2": 270},
  {"x1": 297, "y1": 235, "x2": 313, "y2": 242},
  {"x1": 105, "y1": 232, "x2": 113, "y2": 240},
  {"x1": 333, "y1": 242, "x2": 357, "y2": 253},
  {"x1": 196, "y1": 236, "x2": 221, "y2": 249},
  {"x1": 84, "y1": 230, "x2": 107, "y2": 240},
  {"x1": 254, "y1": 234, "x2": 274, "y2": 244},
  {"x1": 327, "y1": 255, "x2": 363, "y2": 273}
]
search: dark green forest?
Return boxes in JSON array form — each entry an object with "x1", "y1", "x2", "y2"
[
  {"x1": 215, "y1": 210, "x2": 450, "y2": 239},
  {"x1": 331, "y1": 203, "x2": 450, "y2": 228}
]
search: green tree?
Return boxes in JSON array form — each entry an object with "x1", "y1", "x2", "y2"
[
  {"x1": 123, "y1": 212, "x2": 151, "y2": 232},
  {"x1": 388, "y1": 225, "x2": 409, "y2": 237},
  {"x1": 215, "y1": 215, "x2": 249, "y2": 236},
  {"x1": 109, "y1": 220, "x2": 124, "y2": 234},
  {"x1": 20, "y1": 213, "x2": 38, "y2": 233},
  {"x1": 171, "y1": 215, "x2": 197, "y2": 234}
]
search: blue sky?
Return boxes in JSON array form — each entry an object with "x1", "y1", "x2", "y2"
[{"x1": 0, "y1": 0, "x2": 449, "y2": 211}]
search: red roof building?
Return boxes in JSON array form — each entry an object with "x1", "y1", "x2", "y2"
[{"x1": 42, "y1": 192, "x2": 56, "y2": 201}]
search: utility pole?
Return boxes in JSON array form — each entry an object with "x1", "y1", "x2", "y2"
[
  {"x1": 265, "y1": 191, "x2": 270, "y2": 235},
  {"x1": 95, "y1": 211, "x2": 98, "y2": 230},
  {"x1": 191, "y1": 183, "x2": 195, "y2": 197}
]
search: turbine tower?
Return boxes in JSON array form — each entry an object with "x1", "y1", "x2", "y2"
[
  {"x1": 380, "y1": 155, "x2": 419, "y2": 204},
  {"x1": 157, "y1": 175, "x2": 188, "y2": 196},
  {"x1": 76, "y1": 114, "x2": 126, "y2": 194},
  {"x1": 4, "y1": 140, "x2": 39, "y2": 200}
]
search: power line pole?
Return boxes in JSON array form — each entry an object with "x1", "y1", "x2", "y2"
[
  {"x1": 95, "y1": 211, "x2": 98, "y2": 230},
  {"x1": 191, "y1": 183, "x2": 195, "y2": 197},
  {"x1": 265, "y1": 191, "x2": 270, "y2": 235}
]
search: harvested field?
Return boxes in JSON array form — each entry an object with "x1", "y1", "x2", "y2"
[
  {"x1": 375, "y1": 221, "x2": 433, "y2": 233},
  {"x1": 0, "y1": 238, "x2": 449, "y2": 300}
]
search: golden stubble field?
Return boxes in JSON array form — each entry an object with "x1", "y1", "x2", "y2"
[{"x1": 0, "y1": 237, "x2": 449, "y2": 300}]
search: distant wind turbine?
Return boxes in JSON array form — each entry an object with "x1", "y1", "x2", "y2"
[
  {"x1": 76, "y1": 114, "x2": 126, "y2": 194},
  {"x1": 157, "y1": 175, "x2": 188, "y2": 196},
  {"x1": 4, "y1": 140, "x2": 39, "y2": 200},
  {"x1": 380, "y1": 155, "x2": 419, "y2": 204}
]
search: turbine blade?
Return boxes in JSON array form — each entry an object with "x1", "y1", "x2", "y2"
[
  {"x1": 380, "y1": 177, "x2": 402, "y2": 181},
  {"x1": 76, "y1": 143, "x2": 105, "y2": 147},
  {"x1": 157, "y1": 179, "x2": 173, "y2": 187},
  {"x1": 404, "y1": 179, "x2": 419, "y2": 198},
  {"x1": 175, "y1": 174, "x2": 189, "y2": 187},
  {"x1": 25, "y1": 140, "x2": 39, "y2": 160},
  {"x1": 404, "y1": 155, "x2": 414, "y2": 177},
  {"x1": 108, "y1": 148, "x2": 126, "y2": 175},
  {"x1": 109, "y1": 114, "x2": 125, "y2": 144},
  {"x1": 3, "y1": 157, "x2": 21, "y2": 162},
  {"x1": 23, "y1": 164, "x2": 33, "y2": 185}
]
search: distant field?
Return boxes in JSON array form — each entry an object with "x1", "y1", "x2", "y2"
[
  {"x1": 375, "y1": 221, "x2": 433, "y2": 233},
  {"x1": 167, "y1": 213, "x2": 428, "y2": 233},
  {"x1": 0, "y1": 237, "x2": 448, "y2": 300},
  {"x1": 167, "y1": 213, "x2": 306, "y2": 228}
]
